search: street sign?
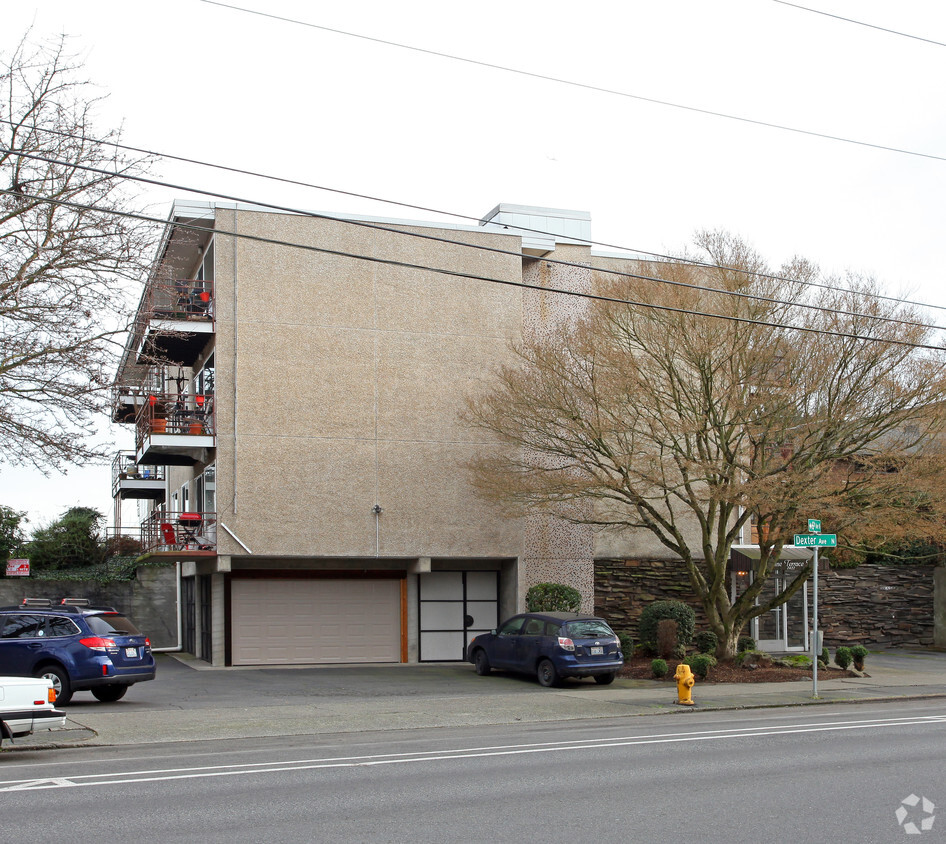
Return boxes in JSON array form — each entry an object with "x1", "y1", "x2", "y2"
[
  {"x1": 794, "y1": 534, "x2": 837, "y2": 547},
  {"x1": 808, "y1": 519, "x2": 821, "y2": 534},
  {"x1": 5, "y1": 558, "x2": 30, "y2": 576}
]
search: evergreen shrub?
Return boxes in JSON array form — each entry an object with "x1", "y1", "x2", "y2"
[
  {"x1": 651, "y1": 658, "x2": 668, "y2": 678},
  {"x1": 686, "y1": 653, "x2": 717, "y2": 679},
  {"x1": 738, "y1": 636, "x2": 756, "y2": 653},
  {"x1": 694, "y1": 631, "x2": 719, "y2": 655},
  {"x1": 639, "y1": 601, "x2": 695, "y2": 650},
  {"x1": 834, "y1": 646, "x2": 853, "y2": 669},
  {"x1": 525, "y1": 583, "x2": 581, "y2": 613}
]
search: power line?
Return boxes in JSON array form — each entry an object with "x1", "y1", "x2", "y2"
[
  {"x1": 770, "y1": 0, "x2": 946, "y2": 49},
  {"x1": 201, "y1": 0, "x2": 946, "y2": 165},
  {"x1": 4, "y1": 115, "x2": 944, "y2": 316},
  {"x1": 4, "y1": 185, "x2": 945, "y2": 353},
  {"x1": 5, "y1": 143, "x2": 943, "y2": 335}
]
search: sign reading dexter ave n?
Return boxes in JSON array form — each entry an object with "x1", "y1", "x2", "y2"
[{"x1": 793, "y1": 534, "x2": 837, "y2": 548}]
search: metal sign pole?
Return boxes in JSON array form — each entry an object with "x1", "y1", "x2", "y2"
[{"x1": 812, "y1": 545, "x2": 819, "y2": 699}]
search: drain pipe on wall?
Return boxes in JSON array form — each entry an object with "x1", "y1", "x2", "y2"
[{"x1": 151, "y1": 561, "x2": 183, "y2": 653}]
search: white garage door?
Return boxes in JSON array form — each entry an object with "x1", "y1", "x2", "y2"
[{"x1": 230, "y1": 578, "x2": 402, "y2": 665}]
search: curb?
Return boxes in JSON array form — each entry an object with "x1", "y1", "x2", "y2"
[{"x1": 4, "y1": 689, "x2": 946, "y2": 752}]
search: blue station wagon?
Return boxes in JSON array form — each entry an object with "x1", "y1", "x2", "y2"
[
  {"x1": 0, "y1": 602, "x2": 156, "y2": 704},
  {"x1": 466, "y1": 611, "x2": 624, "y2": 687}
]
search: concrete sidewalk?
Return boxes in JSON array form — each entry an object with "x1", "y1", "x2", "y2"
[{"x1": 8, "y1": 648, "x2": 946, "y2": 751}]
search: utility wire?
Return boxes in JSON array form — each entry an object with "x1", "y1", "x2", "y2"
[
  {"x1": 4, "y1": 185, "x2": 945, "y2": 353},
  {"x1": 4, "y1": 143, "x2": 943, "y2": 335},
  {"x1": 4, "y1": 115, "x2": 944, "y2": 315},
  {"x1": 769, "y1": 0, "x2": 946, "y2": 49},
  {"x1": 201, "y1": 0, "x2": 946, "y2": 165}
]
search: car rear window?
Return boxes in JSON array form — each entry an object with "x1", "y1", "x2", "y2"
[
  {"x1": 562, "y1": 620, "x2": 615, "y2": 639},
  {"x1": 85, "y1": 613, "x2": 141, "y2": 636},
  {"x1": 47, "y1": 616, "x2": 81, "y2": 637}
]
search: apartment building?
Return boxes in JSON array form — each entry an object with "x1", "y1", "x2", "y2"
[{"x1": 110, "y1": 200, "x2": 666, "y2": 666}]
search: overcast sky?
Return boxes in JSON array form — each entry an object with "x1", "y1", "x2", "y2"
[{"x1": 3, "y1": 0, "x2": 946, "y2": 531}]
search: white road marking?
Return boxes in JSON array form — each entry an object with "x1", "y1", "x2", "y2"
[{"x1": 1, "y1": 714, "x2": 943, "y2": 792}]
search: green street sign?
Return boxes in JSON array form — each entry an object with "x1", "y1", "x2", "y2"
[
  {"x1": 794, "y1": 534, "x2": 837, "y2": 547},
  {"x1": 808, "y1": 519, "x2": 821, "y2": 534}
]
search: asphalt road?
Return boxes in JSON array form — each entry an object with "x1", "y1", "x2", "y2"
[{"x1": 2, "y1": 699, "x2": 943, "y2": 843}]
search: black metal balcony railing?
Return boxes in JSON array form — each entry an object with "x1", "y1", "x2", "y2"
[
  {"x1": 139, "y1": 510, "x2": 218, "y2": 554},
  {"x1": 135, "y1": 392, "x2": 215, "y2": 449},
  {"x1": 132, "y1": 278, "x2": 215, "y2": 367},
  {"x1": 144, "y1": 278, "x2": 214, "y2": 323},
  {"x1": 103, "y1": 526, "x2": 145, "y2": 557},
  {"x1": 111, "y1": 451, "x2": 166, "y2": 485}
]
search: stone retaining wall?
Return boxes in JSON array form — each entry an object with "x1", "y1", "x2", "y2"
[{"x1": 595, "y1": 558, "x2": 937, "y2": 648}]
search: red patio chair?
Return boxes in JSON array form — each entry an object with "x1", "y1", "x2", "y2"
[{"x1": 160, "y1": 522, "x2": 177, "y2": 547}]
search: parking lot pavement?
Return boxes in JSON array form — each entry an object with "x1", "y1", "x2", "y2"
[{"x1": 6, "y1": 647, "x2": 946, "y2": 750}]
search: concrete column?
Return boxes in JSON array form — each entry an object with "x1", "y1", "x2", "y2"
[{"x1": 211, "y1": 572, "x2": 227, "y2": 666}]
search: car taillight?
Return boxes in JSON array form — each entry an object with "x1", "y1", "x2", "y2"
[
  {"x1": 145, "y1": 637, "x2": 151, "y2": 651},
  {"x1": 558, "y1": 636, "x2": 575, "y2": 652},
  {"x1": 79, "y1": 636, "x2": 116, "y2": 652},
  {"x1": 47, "y1": 689, "x2": 56, "y2": 703}
]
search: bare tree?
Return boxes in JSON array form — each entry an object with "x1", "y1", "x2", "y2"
[
  {"x1": 466, "y1": 231, "x2": 946, "y2": 657},
  {"x1": 0, "y1": 33, "x2": 155, "y2": 471}
]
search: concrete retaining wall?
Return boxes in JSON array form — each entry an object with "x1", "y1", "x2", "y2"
[{"x1": 0, "y1": 564, "x2": 180, "y2": 649}]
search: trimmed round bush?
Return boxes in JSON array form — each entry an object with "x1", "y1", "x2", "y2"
[
  {"x1": 694, "y1": 631, "x2": 719, "y2": 655},
  {"x1": 834, "y1": 646, "x2": 853, "y2": 669},
  {"x1": 617, "y1": 632, "x2": 634, "y2": 662},
  {"x1": 686, "y1": 653, "x2": 717, "y2": 679},
  {"x1": 737, "y1": 636, "x2": 757, "y2": 653},
  {"x1": 851, "y1": 645, "x2": 868, "y2": 669},
  {"x1": 651, "y1": 658, "x2": 668, "y2": 678},
  {"x1": 639, "y1": 601, "x2": 695, "y2": 649},
  {"x1": 525, "y1": 583, "x2": 582, "y2": 613}
]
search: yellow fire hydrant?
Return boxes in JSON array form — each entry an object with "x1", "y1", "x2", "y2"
[{"x1": 674, "y1": 663, "x2": 696, "y2": 706}]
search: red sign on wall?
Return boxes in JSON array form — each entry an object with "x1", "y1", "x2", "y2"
[{"x1": 5, "y1": 558, "x2": 30, "y2": 577}]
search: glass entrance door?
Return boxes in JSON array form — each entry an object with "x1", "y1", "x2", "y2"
[
  {"x1": 418, "y1": 571, "x2": 499, "y2": 661},
  {"x1": 754, "y1": 574, "x2": 808, "y2": 652}
]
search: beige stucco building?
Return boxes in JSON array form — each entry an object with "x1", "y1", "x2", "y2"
[{"x1": 111, "y1": 200, "x2": 658, "y2": 666}]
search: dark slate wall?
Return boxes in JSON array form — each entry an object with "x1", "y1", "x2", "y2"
[
  {"x1": 595, "y1": 558, "x2": 937, "y2": 647},
  {"x1": 0, "y1": 565, "x2": 179, "y2": 649}
]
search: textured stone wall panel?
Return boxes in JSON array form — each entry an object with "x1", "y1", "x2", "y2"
[{"x1": 595, "y1": 559, "x2": 936, "y2": 647}]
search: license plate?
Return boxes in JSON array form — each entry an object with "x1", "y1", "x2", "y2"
[
  {"x1": 590, "y1": 646, "x2": 603, "y2": 655},
  {"x1": 125, "y1": 647, "x2": 138, "y2": 658}
]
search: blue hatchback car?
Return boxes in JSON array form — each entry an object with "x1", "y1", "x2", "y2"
[
  {"x1": 466, "y1": 611, "x2": 623, "y2": 687},
  {"x1": 0, "y1": 602, "x2": 156, "y2": 704}
]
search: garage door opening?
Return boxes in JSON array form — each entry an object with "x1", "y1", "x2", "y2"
[{"x1": 230, "y1": 577, "x2": 403, "y2": 665}]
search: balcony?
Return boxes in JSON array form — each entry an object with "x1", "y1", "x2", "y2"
[
  {"x1": 136, "y1": 278, "x2": 214, "y2": 366},
  {"x1": 132, "y1": 511, "x2": 218, "y2": 561},
  {"x1": 111, "y1": 380, "x2": 148, "y2": 424},
  {"x1": 136, "y1": 392, "x2": 215, "y2": 466},
  {"x1": 111, "y1": 451, "x2": 166, "y2": 501}
]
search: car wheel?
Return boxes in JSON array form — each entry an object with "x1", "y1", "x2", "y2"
[
  {"x1": 91, "y1": 685, "x2": 129, "y2": 702},
  {"x1": 473, "y1": 649, "x2": 491, "y2": 676},
  {"x1": 594, "y1": 672, "x2": 616, "y2": 685},
  {"x1": 536, "y1": 659, "x2": 559, "y2": 688},
  {"x1": 35, "y1": 665, "x2": 72, "y2": 705}
]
